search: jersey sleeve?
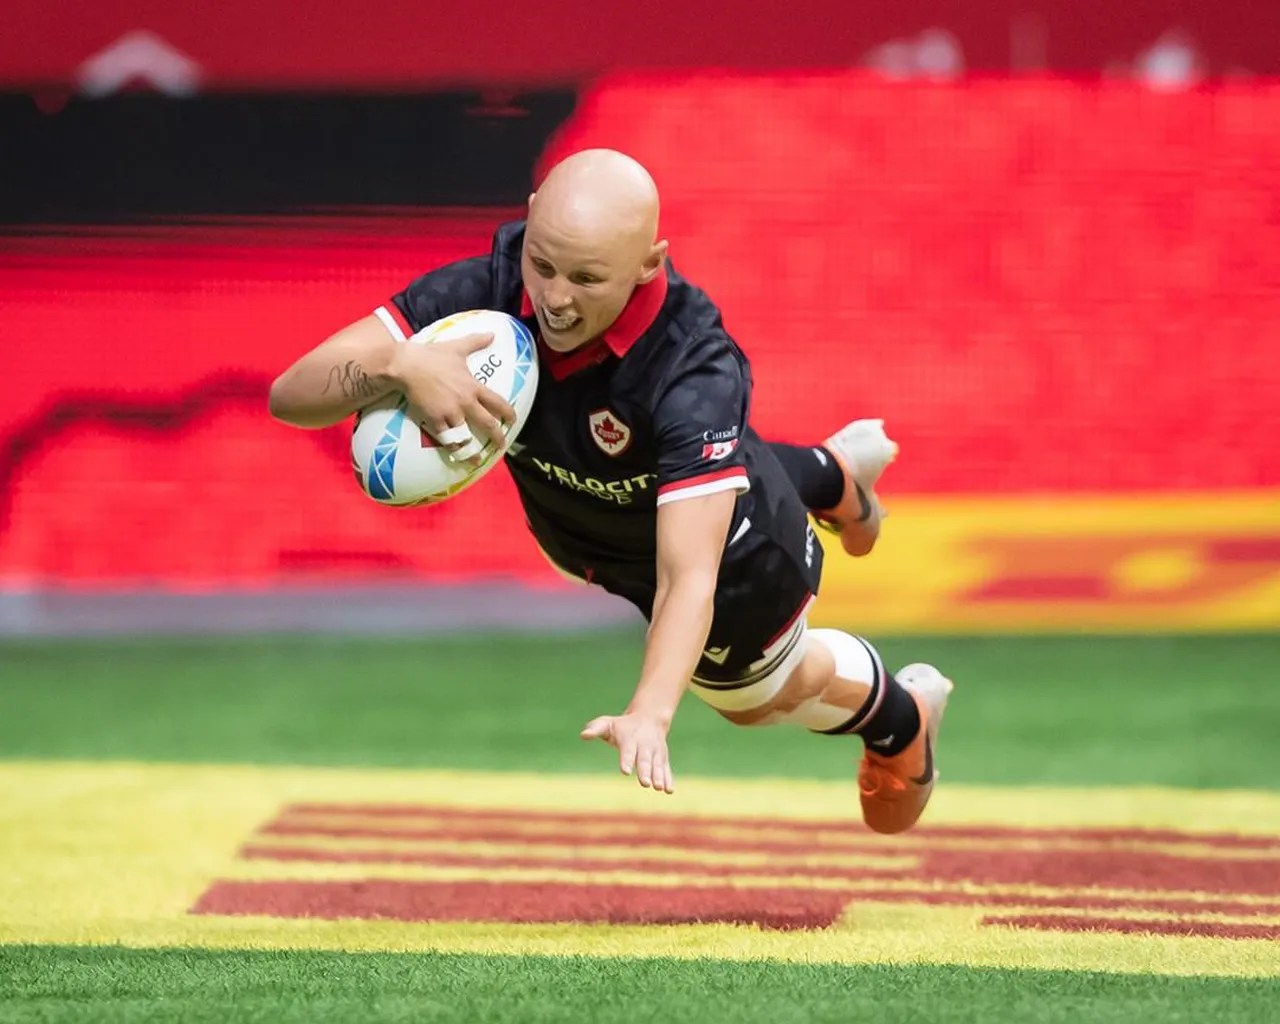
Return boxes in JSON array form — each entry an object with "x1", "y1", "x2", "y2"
[
  {"x1": 652, "y1": 334, "x2": 752, "y2": 507},
  {"x1": 372, "y1": 256, "x2": 494, "y2": 341}
]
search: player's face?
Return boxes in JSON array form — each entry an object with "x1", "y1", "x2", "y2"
[{"x1": 521, "y1": 223, "x2": 646, "y2": 352}]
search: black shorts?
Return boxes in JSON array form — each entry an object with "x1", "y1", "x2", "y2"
[
  {"x1": 533, "y1": 444, "x2": 823, "y2": 686},
  {"x1": 693, "y1": 523, "x2": 820, "y2": 684},
  {"x1": 584, "y1": 513, "x2": 822, "y2": 686}
]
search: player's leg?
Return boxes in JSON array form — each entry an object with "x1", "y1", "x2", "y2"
[
  {"x1": 768, "y1": 419, "x2": 898, "y2": 556},
  {"x1": 689, "y1": 530, "x2": 952, "y2": 834},
  {"x1": 692, "y1": 618, "x2": 952, "y2": 834}
]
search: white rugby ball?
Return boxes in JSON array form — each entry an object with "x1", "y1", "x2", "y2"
[{"x1": 351, "y1": 309, "x2": 538, "y2": 506}]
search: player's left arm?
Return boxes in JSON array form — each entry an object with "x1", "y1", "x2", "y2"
[
  {"x1": 581, "y1": 330, "x2": 750, "y2": 794},
  {"x1": 581, "y1": 489, "x2": 735, "y2": 794}
]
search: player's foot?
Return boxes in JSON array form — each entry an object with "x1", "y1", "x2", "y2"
[
  {"x1": 813, "y1": 418, "x2": 898, "y2": 556},
  {"x1": 858, "y1": 663, "x2": 953, "y2": 835}
]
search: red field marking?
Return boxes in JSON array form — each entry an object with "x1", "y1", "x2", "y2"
[
  {"x1": 277, "y1": 804, "x2": 1280, "y2": 850},
  {"x1": 193, "y1": 802, "x2": 1280, "y2": 937},
  {"x1": 258, "y1": 820, "x2": 1280, "y2": 896},
  {"x1": 240, "y1": 845, "x2": 1280, "y2": 919},
  {"x1": 983, "y1": 914, "x2": 1280, "y2": 941},
  {"x1": 917, "y1": 849, "x2": 1280, "y2": 897},
  {"x1": 193, "y1": 879, "x2": 848, "y2": 931}
]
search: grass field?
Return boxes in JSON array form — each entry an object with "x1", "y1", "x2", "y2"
[
  {"x1": 5, "y1": 947, "x2": 1278, "y2": 1024},
  {"x1": 2, "y1": 631, "x2": 1279, "y2": 1022},
  {"x1": 4, "y1": 631, "x2": 1279, "y2": 784}
]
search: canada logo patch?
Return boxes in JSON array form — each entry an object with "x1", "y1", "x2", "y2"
[
  {"x1": 588, "y1": 408, "x2": 633, "y2": 456},
  {"x1": 701, "y1": 439, "x2": 739, "y2": 462}
]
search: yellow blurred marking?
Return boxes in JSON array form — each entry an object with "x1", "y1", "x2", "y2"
[
  {"x1": 3, "y1": 761, "x2": 1280, "y2": 977},
  {"x1": 814, "y1": 490, "x2": 1280, "y2": 632},
  {"x1": 1113, "y1": 547, "x2": 1203, "y2": 593},
  {"x1": 223, "y1": 858, "x2": 913, "y2": 890},
  {"x1": 244, "y1": 831, "x2": 916, "y2": 872}
]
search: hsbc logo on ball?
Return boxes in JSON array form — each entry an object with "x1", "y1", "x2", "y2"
[
  {"x1": 588, "y1": 408, "x2": 633, "y2": 456},
  {"x1": 701, "y1": 439, "x2": 739, "y2": 461}
]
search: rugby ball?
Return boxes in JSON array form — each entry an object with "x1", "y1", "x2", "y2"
[{"x1": 351, "y1": 309, "x2": 538, "y2": 506}]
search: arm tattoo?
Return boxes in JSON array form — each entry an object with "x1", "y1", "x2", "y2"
[{"x1": 322, "y1": 360, "x2": 381, "y2": 400}]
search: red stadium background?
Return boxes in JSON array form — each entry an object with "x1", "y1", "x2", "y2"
[
  {"x1": 5, "y1": 0, "x2": 1279, "y2": 86},
  {"x1": 3, "y1": 73, "x2": 1278, "y2": 589}
]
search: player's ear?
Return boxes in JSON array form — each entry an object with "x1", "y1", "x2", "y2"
[
  {"x1": 527, "y1": 191, "x2": 537, "y2": 210},
  {"x1": 638, "y1": 239, "x2": 668, "y2": 284}
]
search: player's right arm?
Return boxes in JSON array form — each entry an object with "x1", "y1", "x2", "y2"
[{"x1": 268, "y1": 315, "x2": 514, "y2": 449}]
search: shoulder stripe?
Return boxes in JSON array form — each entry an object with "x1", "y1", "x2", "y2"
[
  {"x1": 656, "y1": 468, "x2": 750, "y2": 506},
  {"x1": 373, "y1": 303, "x2": 413, "y2": 342}
]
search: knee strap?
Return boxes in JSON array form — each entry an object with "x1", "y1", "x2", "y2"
[{"x1": 689, "y1": 627, "x2": 883, "y2": 732}]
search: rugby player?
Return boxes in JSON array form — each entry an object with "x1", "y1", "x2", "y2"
[{"x1": 270, "y1": 148, "x2": 953, "y2": 834}]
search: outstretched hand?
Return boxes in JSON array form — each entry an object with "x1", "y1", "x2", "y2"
[{"x1": 580, "y1": 712, "x2": 675, "y2": 794}]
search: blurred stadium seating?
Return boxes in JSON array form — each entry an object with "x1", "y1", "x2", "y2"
[{"x1": 2, "y1": 5, "x2": 1278, "y2": 632}]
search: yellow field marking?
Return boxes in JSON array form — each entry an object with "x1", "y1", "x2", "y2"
[
  {"x1": 4, "y1": 913, "x2": 1276, "y2": 979},
  {"x1": 222, "y1": 858, "x2": 1280, "y2": 915},
  {"x1": 221, "y1": 858, "x2": 911, "y2": 890},
  {"x1": 812, "y1": 489, "x2": 1280, "y2": 632},
  {"x1": 4, "y1": 761, "x2": 1280, "y2": 977},
  {"x1": 962, "y1": 904, "x2": 1280, "y2": 928},
  {"x1": 244, "y1": 832, "x2": 916, "y2": 872}
]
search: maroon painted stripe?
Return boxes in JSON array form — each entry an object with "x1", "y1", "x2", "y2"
[
  {"x1": 983, "y1": 913, "x2": 1280, "y2": 941},
  {"x1": 266, "y1": 817, "x2": 1280, "y2": 858},
  {"x1": 277, "y1": 804, "x2": 1280, "y2": 850},
  {"x1": 918, "y1": 847, "x2": 1280, "y2": 897},
  {"x1": 254, "y1": 824, "x2": 1280, "y2": 897},
  {"x1": 191, "y1": 879, "x2": 848, "y2": 931},
  {"x1": 241, "y1": 844, "x2": 1280, "y2": 917}
]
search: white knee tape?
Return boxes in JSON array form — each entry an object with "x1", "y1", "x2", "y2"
[
  {"x1": 727, "y1": 627, "x2": 875, "y2": 732},
  {"x1": 781, "y1": 629, "x2": 882, "y2": 732},
  {"x1": 688, "y1": 626, "x2": 884, "y2": 733},
  {"x1": 808, "y1": 629, "x2": 880, "y2": 687}
]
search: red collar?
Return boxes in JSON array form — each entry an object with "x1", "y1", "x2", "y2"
[{"x1": 520, "y1": 266, "x2": 668, "y2": 380}]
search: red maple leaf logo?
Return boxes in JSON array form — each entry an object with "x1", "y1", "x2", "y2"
[
  {"x1": 589, "y1": 408, "x2": 632, "y2": 455},
  {"x1": 595, "y1": 417, "x2": 624, "y2": 444}
]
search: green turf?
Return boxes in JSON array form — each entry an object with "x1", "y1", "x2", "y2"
[
  {"x1": 0, "y1": 946, "x2": 1275, "y2": 1024},
  {"x1": 1, "y1": 632, "x2": 1277, "y2": 787}
]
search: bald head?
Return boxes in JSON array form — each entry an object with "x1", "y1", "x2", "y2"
[
  {"x1": 529, "y1": 149, "x2": 660, "y2": 259},
  {"x1": 521, "y1": 149, "x2": 668, "y2": 351}
]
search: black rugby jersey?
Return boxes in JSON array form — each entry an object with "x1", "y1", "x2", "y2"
[{"x1": 377, "y1": 220, "x2": 821, "y2": 611}]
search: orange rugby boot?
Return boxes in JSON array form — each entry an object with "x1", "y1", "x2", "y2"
[
  {"x1": 813, "y1": 418, "x2": 898, "y2": 556},
  {"x1": 858, "y1": 663, "x2": 954, "y2": 835}
]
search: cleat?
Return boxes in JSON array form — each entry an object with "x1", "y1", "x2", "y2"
[
  {"x1": 813, "y1": 418, "x2": 898, "y2": 556},
  {"x1": 859, "y1": 663, "x2": 953, "y2": 835}
]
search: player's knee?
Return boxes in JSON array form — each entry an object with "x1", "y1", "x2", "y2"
[
  {"x1": 806, "y1": 628, "x2": 879, "y2": 688},
  {"x1": 690, "y1": 627, "x2": 879, "y2": 732}
]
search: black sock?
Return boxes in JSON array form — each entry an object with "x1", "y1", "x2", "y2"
[
  {"x1": 818, "y1": 666, "x2": 921, "y2": 757},
  {"x1": 769, "y1": 442, "x2": 845, "y2": 510},
  {"x1": 856, "y1": 672, "x2": 922, "y2": 756}
]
